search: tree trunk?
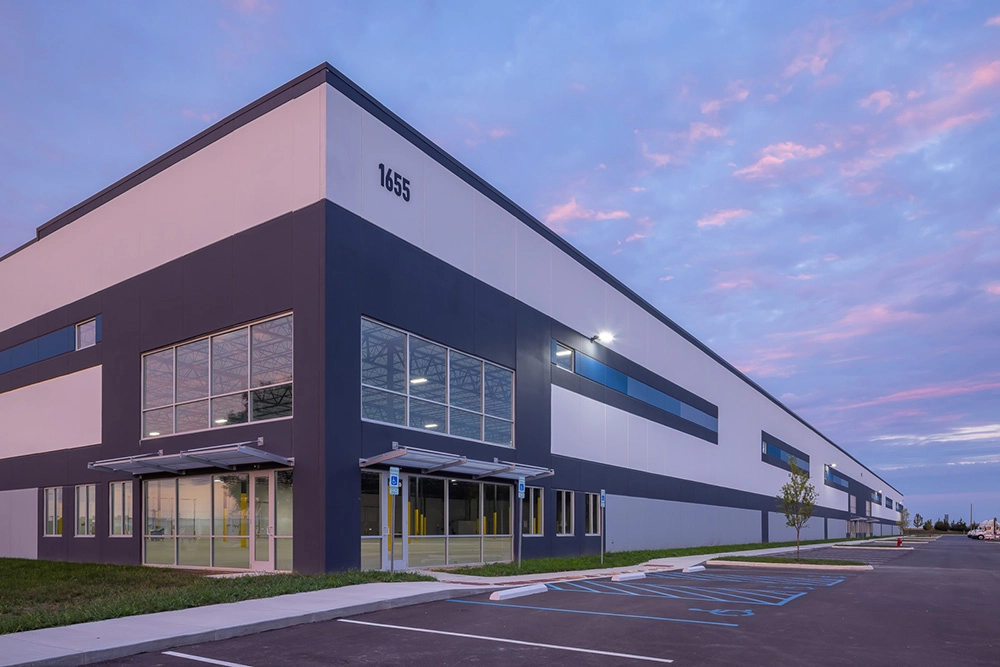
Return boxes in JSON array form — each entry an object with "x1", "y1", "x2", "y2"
[{"x1": 796, "y1": 526, "x2": 801, "y2": 562}]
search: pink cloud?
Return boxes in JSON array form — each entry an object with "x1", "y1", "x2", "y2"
[
  {"x1": 700, "y1": 83, "x2": 749, "y2": 114},
  {"x1": 630, "y1": 186, "x2": 646, "y2": 193},
  {"x1": 779, "y1": 304, "x2": 923, "y2": 345},
  {"x1": 986, "y1": 15, "x2": 1000, "y2": 27},
  {"x1": 985, "y1": 284, "x2": 1000, "y2": 296},
  {"x1": 700, "y1": 100, "x2": 722, "y2": 114},
  {"x1": 961, "y1": 60, "x2": 1000, "y2": 93},
  {"x1": 714, "y1": 278, "x2": 754, "y2": 290},
  {"x1": 906, "y1": 89, "x2": 924, "y2": 100},
  {"x1": 570, "y1": 82, "x2": 587, "y2": 92},
  {"x1": 735, "y1": 348, "x2": 800, "y2": 378},
  {"x1": 544, "y1": 198, "x2": 630, "y2": 233},
  {"x1": 837, "y1": 376, "x2": 1000, "y2": 410},
  {"x1": 859, "y1": 90, "x2": 895, "y2": 113},
  {"x1": 784, "y1": 33, "x2": 840, "y2": 77},
  {"x1": 659, "y1": 275, "x2": 675, "y2": 282},
  {"x1": 488, "y1": 127, "x2": 511, "y2": 139},
  {"x1": 697, "y1": 208, "x2": 751, "y2": 228},
  {"x1": 734, "y1": 142, "x2": 828, "y2": 179},
  {"x1": 688, "y1": 122, "x2": 726, "y2": 141},
  {"x1": 641, "y1": 143, "x2": 672, "y2": 167}
]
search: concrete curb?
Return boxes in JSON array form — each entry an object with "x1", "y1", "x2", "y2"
[
  {"x1": 705, "y1": 559, "x2": 873, "y2": 571},
  {"x1": 1, "y1": 587, "x2": 494, "y2": 667}
]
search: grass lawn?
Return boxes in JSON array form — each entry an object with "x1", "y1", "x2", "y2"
[
  {"x1": 444, "y1": 537, "x2": 872, "y2": 577},
  {"x1": 713, "y1": 556, "x2": 867, "y2": 566},
  {"x1": 0, "y1": 558, "x2": 433, "y2": 635}
]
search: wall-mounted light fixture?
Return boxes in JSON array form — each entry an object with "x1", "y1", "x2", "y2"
[{"x1": 590, "y1": 331, "x2": 614, "y2": 344}]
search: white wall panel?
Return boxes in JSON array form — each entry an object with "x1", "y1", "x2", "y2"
[
  {"x1": 514, "y1": 226, "x2": 552, "y2": 315},
  {"x1": 326, "y1": 86, "x2": 363, "y2": 216},
  {"x1": 606, "y1": 494, "x2": 760, "y2": 552},
  {"x1": 359, "y1": 108, "x2": 425, "y2": 249},
  {"x1": 768, "y1": 510, "x2": 824, "y2": 543},
  {"x1": 473, "y1": 195, "x2": 516, "y2": 296},
  {"x1": 626, "y1": 413, "x2": 647, "y2": 471},
  {"x1": 0, "y1": 87, "x2": 326, "y2": 333},
  {"x1": 605, "y1": 405, "x2": 628, "y2": 469},
  {"x1": 422, "y1": 160, "x2": 475, "y2": 276},
  {"x1": 828, "y1": 518, "x2": 847, "y2": 539},
  {"x1": 0, "y1": 367, "x2": 102, "y2": 457},
  {"x1": 549, "y1": 248, "x2": 606, "y2": 341},
  {"x1": 0, "y1": 489, "x2": 38, "y2": 559}
]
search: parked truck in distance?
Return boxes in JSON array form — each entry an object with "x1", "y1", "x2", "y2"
[{"x1": 967, "y1": 519, "x2": 998, "y2": 540}]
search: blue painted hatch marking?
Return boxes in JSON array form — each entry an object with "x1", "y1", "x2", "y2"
[
  {"x1": 446, "y1": 599, "x2": 740, "y2": 627},
  {"x1": 544, "y1": 571, "x2": 845, "y2": 606}
]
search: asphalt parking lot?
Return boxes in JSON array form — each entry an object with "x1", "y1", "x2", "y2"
[{"x1": 93, "y1": 536, "x2": 1000, "y2": 667}]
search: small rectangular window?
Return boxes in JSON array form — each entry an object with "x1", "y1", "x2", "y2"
[
  {"x1": 76, "y1": 319, "x2": 97, "y2": 350},
  {"x1": 584, "y1": 492, "x2": 601, "y2": 535},
  {"x1": 552, "y1": 341, "x2": 574, "y2": 371},
  {"x1": 76, "y1": 484, "x2": 96, "y2": 536},
  {"x1": 44, "y1": 487, "x2": 63, "y2": 536},
  {"x1": 556, "y1": 490, "x2": 574, "y2": 536},
  {"x1": 521, "y1": 487, "x2": 543, "y2": 536},
  {"x1": 110, "y1": 481, "x2": 133, "y2": 536}
]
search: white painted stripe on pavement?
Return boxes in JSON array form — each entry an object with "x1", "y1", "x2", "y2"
[
  {"x1": 337, "y1": 618, "x2": 674, "y2": 663},
  {"x1": 162, "y1": 651, "x2": 252, "y2": 667}
]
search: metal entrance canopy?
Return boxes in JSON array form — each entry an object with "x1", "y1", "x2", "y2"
[
  {"x1": 359, "y1": 442, "x2": 554, "y2": 481},
  {"x1": 88, "y1": 438, "x2": 293, "y2": 476}
]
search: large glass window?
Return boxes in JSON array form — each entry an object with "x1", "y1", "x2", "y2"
[
  {"x1": 144, "y1": 471, "x2": 291, "y2": 570},
  {"x1": 361, "y1": 319, "x2": 515, "y2": 446},
  {"x1": 584, "y1": 492, "x2": 601, "y2": 535},
  {"x1": 142, "y1": 313, "x2": 293, "y2": 438},
  {"x1": 110, "y1": 481, "x2": 133, "y2": 536},
  {"x1": 43, "y1": 487, "x2": 62, "y2": 536},
  {"x1": 75, "y1": 484, "x2": 96, "y2": 537},
  {"x1": 556, "y1": 490, "x2": 574, "y2": 536},
  {"x1": 522, "y1": 487, "x2": 543, "y2": 536}
]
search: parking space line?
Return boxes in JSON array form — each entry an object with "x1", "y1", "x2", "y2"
[
  {"x1": 338, "y1": 618, "x2": 675, "y2": 663},
  {"x1": 447, "y1": 599, "x2": 740, "y2": 626},
  {"x1": 161, "y1": 651, "x2": 251, "y2": 667}
]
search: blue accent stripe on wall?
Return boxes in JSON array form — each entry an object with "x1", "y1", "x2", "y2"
[
  {"x1": 0, "y1": 315, "x2": 101, "y2": 375},
  {"x1": 565, "y1": 346, "x2": 718, "y2": 433}
]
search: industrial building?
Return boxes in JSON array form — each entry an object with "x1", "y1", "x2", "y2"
[{"x1": 0, "y1": 64, "x2": 903, "y2": 573}]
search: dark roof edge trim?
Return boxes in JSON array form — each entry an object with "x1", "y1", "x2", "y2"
[{"x1": 14, "y1": 62, "x2": 900, "y2": 497}]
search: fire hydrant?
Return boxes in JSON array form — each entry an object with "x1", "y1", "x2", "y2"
[{"x1": 897, "y1": 537, "x2": 902, "y2": 547}]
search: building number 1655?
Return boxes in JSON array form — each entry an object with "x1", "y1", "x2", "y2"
[{"x1": 378, "y1": 163, "x2": 410, "y2": 202}]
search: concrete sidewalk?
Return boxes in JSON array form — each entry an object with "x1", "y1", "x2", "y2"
[{"x1": 0, "y1": 539, "x2": 871, "y2": 667}]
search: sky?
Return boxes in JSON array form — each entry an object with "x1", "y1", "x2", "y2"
[{"x1": 0, "y1": 1, "x2": 997, "y2": 526}]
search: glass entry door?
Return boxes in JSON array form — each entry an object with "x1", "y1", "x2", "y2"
[{"x1": 251, "y1": 473, "x2": 273, "y2": 570}]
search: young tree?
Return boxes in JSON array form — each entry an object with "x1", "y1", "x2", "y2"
[
  {"x1": 913, "y1": 513, "x2": 924, "y2": 529},
  {"x1": 923, "y1": 519, "x2": 933, "y2": 531},
  {"x1": 897, "y1": 507, "x2": 911, "y2": 536},
  {"x1": 777, "y1": 457, "x2": 817, "y2": 561}
]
